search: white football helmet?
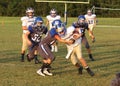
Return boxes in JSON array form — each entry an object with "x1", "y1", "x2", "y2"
[
  {"x1": 26, "y1": 7, "x2": 34, "y2": 18},
  {"x1": 87, "y1": 9, "x2": 92, "y2": 16},
  {"x1": 50, "y1": 9, "x2": 57, "y2": 17}
]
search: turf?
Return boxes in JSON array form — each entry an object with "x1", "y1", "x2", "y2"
[{"x1": 0, "y1": 17, "x2": 120, "y2": 86}]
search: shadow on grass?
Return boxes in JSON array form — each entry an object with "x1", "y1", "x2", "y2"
[{"x1": 0, "y1": 50, "x2": 20, "y2": 63}]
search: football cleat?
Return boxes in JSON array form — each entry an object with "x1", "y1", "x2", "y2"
[
  {"x1": 21, "y1": 57, "x2": 24, "y2": 62},
  {"x1": 37, "y1": 69, "x2": 45, "y2": 76},
  {"x1": 43, "y1": 68, "x2": 53, "y2": 76},
  {"x1": 21, "y1": 54, "x2": 24, "y2": 62},
  {"x1": 27, "y1": 54, "x2": 34, "y2": 62},
  {"x1": 89, "y1": 54, "x2": 95, "y2": 61},
  {"x1": 35, "y1": 60, "x2": 41, "y2": 64},
  {"x1": 86, "y1": 68, "x2": 95, "y2": 76},
  {"x1": 78, "y1": 66, "x2": 83, "y2": 75}
]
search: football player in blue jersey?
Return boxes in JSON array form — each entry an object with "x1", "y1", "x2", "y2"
[
  {"x1": 36, "y1": 20, "x2": 73, "y2": 76},
  {"x1": 73, "y1": 15, "x2": 95, "y2": 61},
  {"x1": 20, "y1": 7, "x2": 36, "y2": 62},
  {"x1": 25, "y1": 17, "x2": 48, "y2": 64}
]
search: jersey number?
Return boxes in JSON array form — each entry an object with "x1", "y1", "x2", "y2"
[
  {"x1": 32, "y1": 34, "x2": 41, "y2": 42},
  {"x1": 88, "y1": 20, "x2": 94, "y2": 24}
]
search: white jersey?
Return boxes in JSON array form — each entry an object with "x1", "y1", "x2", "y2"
[
  {"x1": 21, "y1": 16, "x2": 36, "y2": 33},
  {"x1": 62, "y1": 26, "x2": 82, "y2": 48},
  {"x1": 62, "y1": 26, "x2": 82, "y2": 59},
  {"x1": 85, "y1": 14, "x2": 96, "y2": 25},
  {"x1": 46, "y1": 15, "x2": 61, "y2": 29}
]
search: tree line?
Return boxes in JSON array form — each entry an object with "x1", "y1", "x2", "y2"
[{"x1": 0, "y1": 0, "x2": 120, "y2": 17}]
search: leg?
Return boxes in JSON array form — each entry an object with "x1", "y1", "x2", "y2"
[
  {"x1": 51, "y1": 41, "x2": 58, "y2": 52},
  {"x1": 37, "y1": 44, "x2": 55, "y2": 76},
  {"x1": 21, "y1": 33, "x2": 28, "y2": 62},
  {"x1": 27, "y1": 45, "x2": 37, "y2": 62},
  {"x1": 54, "y1": 41, "x2": 58, "y2": 52},
  {"x1": 82, "y1": 36, "x2": 95, "y2": 61},
  {"x1": 34, "y1": 49, "x2": 41, "y2": 64},
  {"x1": 70, "y1": 48, "x2": 83, "y2": 75},
  {"x1": 75, "y1": 44, "x2": 94, "y2": 76}
]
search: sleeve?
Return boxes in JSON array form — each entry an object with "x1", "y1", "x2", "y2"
[
  {"x1": 57, "y1": 15, "x2": 61, "y2": 19},
  {"x1": 84, "y1": 14, "x2": 87, "y2": 19},
  {"x1": 50, "y1": 28, "x2": 58, "y2": 37},
  {"x1": 93, "y1": 14, "x2": 96, "y2": 18},
  {"x1": 46, "y1": 15, "x2": 50, "y2": 20},
  {"x1": 85, "y1": 23, "x2": 89, "y2": 30},
  {"x1": 62, "y1": 26, "x2": 75, "y2": 39},
  {"x1": 28, "y1": 26, "x2": 33, "y2": 33},
  {"x1": 21, "y1": 16, "x2": 27, "y2": 26}
]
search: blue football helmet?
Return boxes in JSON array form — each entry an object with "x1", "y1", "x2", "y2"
[
  {"x1": 78, "y1": 15, "x2": 85, "y2": 20},
  {"x1": 52, "y1": 20, "x2": 66, "y2": 36},
  {"x1": 52, "y1": 19, "x2": 62, "y2": 27},
  {"x1": 34, "y1": 17, "x2": 43, "y2": 25}
]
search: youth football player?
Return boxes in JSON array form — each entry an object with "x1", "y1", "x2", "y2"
[
  {"x1": 46, "y1": 8, "x2": 61, "y2": 52},
  {"x1": 36, "y1": 20, "x2": 73, "y2": 76},
  {"x1": 62, "y1": 19, "x2": 94, "y2": 76},
  {"x1": 74, "y1": 15, "x2": 95, "y2": 61},
  {"x1": 20, "y1": 7, "x2": 39, "y2": 63},
  {"x1": 84, "y1": 9, "x2": 97, "y2": 32},
  {"x1": 25, "y1": 17, "x2": 48, "y2": 64}
]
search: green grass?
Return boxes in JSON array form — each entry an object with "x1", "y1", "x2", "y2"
[{"x1": 0, "y1": 17, "x2": 120, "y2": 86}]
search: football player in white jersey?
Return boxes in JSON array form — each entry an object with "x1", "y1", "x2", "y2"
[
  {"x1": 84, "y1": 9, "x2": 97, "y2": 32},
  {"x1": 46, "y1": 9, "x2": 61, "y2": 52},
  {"x1": 20, "y1": 7, "x2": 39, "y2": 63},
  {"x1": 61, "y1": 22, "x2": 94, "y2": 76}
]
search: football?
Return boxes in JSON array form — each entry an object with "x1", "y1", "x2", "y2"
[
  {"x1": 72, "y1": 31, "x2": 80, "y2": 39},
  {"x1": 69, "y1": 38, "x2": 75, "y2": 44}
]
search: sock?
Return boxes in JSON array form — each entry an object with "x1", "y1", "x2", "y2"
[
  {"x1": 21, "y1": 54, "x2": 24, "y2": 59},
  {"x1": 41, "y1": 63, "x2": 50, "y2": 70},
  {"x1": 34, "y1": 55, "x2": 38, "y2": 60},
  {"x1": 89, "y1": 54, "x2": 93, "y2": 58},
  {"x1": 55, "y1": 46, "x2": 58, "y2": 52},
  {"x1": 51, "y1": 45, "x2": 54, "y2": 52},
  {"x1": 85, "y1": 66, "x2": 89, "y2": 70},
  {"x1": 89, "y1": 54, "x2": 95, "y2": 61}
]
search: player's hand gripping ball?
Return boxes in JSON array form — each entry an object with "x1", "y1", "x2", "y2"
[
  {"x1": 73, "y1": 30, "x2": 80, "y2": 39},
  {"x1": 69, "y1": 38, "x2": 75, "y2": 44}
]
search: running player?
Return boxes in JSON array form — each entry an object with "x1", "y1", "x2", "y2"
[
  {"x1": 20, "y1": 7, "x2": 39, "y2": 63},
  {"x1": 46, "y1": 8, "x2": 61, "y2": 52},
  {"x1": 62, "y1": 21, "x2": 94, "y2": 76},
  {"x1": 25, "y1": 17, "x2": 48, "y2": 64},
  {"x1": 73, "y1": 15, "x2": 95, "y2": 61},
  {"x1": 36, "y1": 20, "x2": 73, "y2": 76},
  {"x1": 84, "y1": 9, "x2": 97, "y2": 32}
]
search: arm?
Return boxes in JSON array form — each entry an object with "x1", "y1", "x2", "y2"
[
  {"x1": 73, "y1": 28, "x2": 82, "y2": 40},
  {"x1": 22, "y1": 26, "x2": 27, "y2": 30},
  {"x1": 24, "y1": 31, "x2": 32, "y2": 46},
  {"x1": 88, "y1": 29, "x2": 95, "y2": 42},
  {"x1": 46, "y1": 20, "x2": 49, "y2": 27},
  {"x1": 54, "y1": 35, "x2": 73, "y2": 44},
  {"x1": 21, "y1": 17, "x2": 28, "y2": 30}
]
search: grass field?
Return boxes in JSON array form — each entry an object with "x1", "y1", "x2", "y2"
[{"x1": 0, "y1": 17, "x2": 120, "y2": 86}]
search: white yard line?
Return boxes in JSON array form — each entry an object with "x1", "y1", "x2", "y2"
[{"x1": 96, "y1": 25, "x2": 120, "y2": 28}]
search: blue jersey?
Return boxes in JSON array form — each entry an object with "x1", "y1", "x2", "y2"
[
  {"x1": 28, "y1": 25, "x2": 48, "y2": 44},
  {"x1": 72, "y1": 22, "x2": 89, "y2": 33},
  {"x1": 49, "y1": 28, "x2": 58, "y2": 37}
]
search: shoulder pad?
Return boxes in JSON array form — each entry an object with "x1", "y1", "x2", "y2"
[
  {"x1": 21, "y1": 16, "x2": 28, "y2": 21},
  {"x1": 46, "y1": 15, "x2": 51, "y2": 19}
]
